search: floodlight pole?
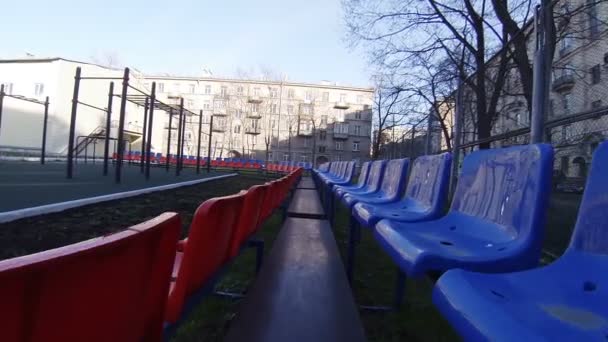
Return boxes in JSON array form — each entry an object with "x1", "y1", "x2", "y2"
[
  {"x1": 0, "y1": 84, "x2": 4, "y2": 141},
  {"x1": 41, "y1": 96, "x2": 49, "y2": 164},
  {"x1": 67, "y1": 67, "x2": 81, "y2": 179},
  {"x1": 103, "y1": 82, "x2": 114, "y2": 176},
  {"x1": 530, "y1": 2, "x2": 552, "y2": 144},
  {"x1": 145, "y1": 82, "x2": 156, "y2": 180},
  {"x1": 115, "y1": 67, "x2": 130, "y2": 184},
  {"x1": 180, "y1": 107, "x2": 187, "y2": 172}
]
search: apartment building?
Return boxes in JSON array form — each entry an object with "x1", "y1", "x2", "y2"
[{"x1": 0, "y1": 57, "x2": 374, "y2": 165}]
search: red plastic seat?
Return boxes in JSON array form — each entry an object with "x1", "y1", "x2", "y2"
[
  {"x1": 0, "y1": 213, "x2": 181, "y2": 342},
  {"x1": 228, "y1": 185, "x2": 268, "y2": 258},
  {"x1": 165, "y1": 193, "x2": 245, "y2": 323}
]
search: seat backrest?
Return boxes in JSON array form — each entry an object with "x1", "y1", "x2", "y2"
[
  {"x1": 379, "y1": 159, "x2": 409, "y2": 198},
  {"x1": 341, "y1": 161, "x2": 356, "y2": 182},
  {"x1": 404, "y1": 153, "x2": 452, "y2": 216},
  {"x1": 569, "y1": 141, "x2": 608, "y2": 254},
  {"x1": 355, "y1": 162, "x2": 371, "y2": 187},
  {"x1": 366, "y1": 160, "x2": 388, "y2": 192},
  {"x1": 451, "y1": 144, "x2": 553, "y2": 249},
  {"x1": 0, "y1": 213, "x2": 180, "y2": 342},
  {"x1": 167, "y1": 193, "x2": 245, "y2": 322},
  {"x1": 229, "y1": 185, "x2": 267, "y2": 258}
]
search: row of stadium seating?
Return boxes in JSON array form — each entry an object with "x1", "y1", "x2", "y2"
[
  {"x1": 314, "y1": 141, "x2": 608, "y2": 341},
  {"x1": 0, "y1": 167, "x2": 303, "y2": 341},
  {"x1": 114, "y1": 151, "x2": 313, "y2": 171}
]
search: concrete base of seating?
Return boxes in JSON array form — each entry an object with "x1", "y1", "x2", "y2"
[
  {"x1": 296, "y1": 177, "x2": 316, "y2": 190},
  {"x1": 287, "y1": 189, "x2": 325, "y2": 219},
  {"x1": 225, "y1": 217, "x2": 366, "y2": 342}
]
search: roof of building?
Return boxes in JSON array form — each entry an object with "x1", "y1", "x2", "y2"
[{"x1": 0, "y1": 57, "x2": 374, "y2": 93}]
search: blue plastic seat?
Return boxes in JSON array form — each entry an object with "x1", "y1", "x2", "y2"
[
  {"x1": 432, "y1": 141, "x2": 608, "y2": 341},
  {"x1": 333, "y1": 162, "x2": 371, "y2": 195},
  {"x1": 323, "y1": 161, "x2": 355, "y2": 188},
  {"x1": 334, "y1": 160, "x2": 386, "y2": 200},
  {"x1": 352, "y1": 153, "x2": 451, "y2": 228},
  {"x1": 341, "y1": 159, "x2": 408, "y2": 210},
  {"x1": 375, "y1": 144, "x2": 554, "y2": 277}
]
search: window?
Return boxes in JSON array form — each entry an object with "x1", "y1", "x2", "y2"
[
  {"x1": 563, "y1": 92, "x2": 572, "y2": 113},
  {"x1": 335, "y1": 123, "x2": 349, "y2": 134},
  {"x1": 300, "y1": 154, "x2": 309, "y2": 162},
  {"x1": 305, "y1": 91, "x2": 312, "y2": 101},
  {"x1": 335, "y1": 141, "x2": 344, "y2": 151},
  {"x1": 288, "y1": 89, "x2": 295, "y2": 99},
  {"x1": 237, "y1": 86, "x2": 244, "y2": 95},
  {"x1": 355, "y1": 111, "x2": 362, "y2": 120},
  {"x1": 187, "y1": 99, "x2": 194, "y2": 108},
  {"x1": 34, "y1": 83, "x2": 44, "y2": 96},
  {"x1": 319, "y1": 130, "x2": 327, "y2": 140},
  {"x1": 253, "y1": 87, "x2": 260, "y2": 96},
  {"x1": 303, "y1": 137, "x2": 310, "y2": 147},
  {"x1": 220, "y1": 86, "x2": 228, "y2": 97},
  {"x1": 189, "y1": 84, "x2": 195, "y2": 94},
  {"x1": 271, "y1": 119, "x2": 277, "y2": 129},
  {"x1": 235, "y1": 109, "x2": 243, "y2": 118},
  {"x1": 234, "y1": 125, "x2": 241, "y2": 134},
  {"x1": 287, "y1": 105, "x2": 294, "y2": 115},
  {"x1": 560, "y1": 31, "x2": 573, "y2": 56},
  {"x1": 339, "y1": 94, "x2": 347, "y2": 103},
  {"x1": 157, "y1": 83, "x2": 165, "y2": 93},
  {"x1": 283, "y1": 153, "x2": 290, "y2": 161},
  {"x1": 203, "y1": 101, "x2": 211, "y2": 110},
  {"x1": 2, "y1": 83, "x2": 13, "y2": 94},
  {"x1": 270, "y1": 103, "x2": 278, "y2": 114},
  {"x1": 270, "y1": 88, "x2": 278, "y2": 98},
  {"x1": 251, "y1": 103, "x2": 259, "y2": 113},
  {"x1": 205, "y1": 85, "x2": 211, "y2": 94},
  {"x1": 321, "y1": 115, "x2": 328, "y2": 126},
  {"x1": 591, "y1": 65, "x2": 601, "y2": 84},
  {"x1": 592, "y1": 100, "x2": 603, "y2": 110},
  {"x1": 356, "y1": 95, "x2": 363, "y2": 104},
  {"x1": 589, "y1": 0, "x2": 600, "y2": 38},
  {"x1": 318, "y1": 146, "x2": 326, "y2": 153},
  {"x1": 322, "y1": 92, "x2": 329, "y2": 102},
  {"x1": 561, "y1": 124, "x2": 570, "y2": 141},
  {"x1": 352, "y1": 141, "x2": 360, "y2": 152},
  {"x1": 354, "y1": 125, "x2": 361, "y2": 136},
  {"x1": 336, "y1": 109, "x2": 345, "y2": 122}
]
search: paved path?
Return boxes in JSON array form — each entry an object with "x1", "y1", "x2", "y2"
[{"x1": 0, "y1": 161, "x2": 228, "y2": 212}]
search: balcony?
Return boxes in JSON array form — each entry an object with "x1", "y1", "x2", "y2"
[
  {"x1": 245, "y1": 126, "x2": 261, "y2": 135},
  {"x1": 333, "y1": 132, "x2": 349, "y2": 140},
  {"x1": 297, "y1": 128, "x2": 313, "y2": 136},
  {"x1": 247, "y1": 112, "x2": 262, "y2": 119},
  {"x1": 552, "y1": 74, "x2": 575, "y2": 92},
  {"x1": 334, "y1": 102, "x2": 350, "y2": 109},
  {"x1": 213, "y1": 100, "x2": 228, "y2": 116},
  {"x1": 211, "y1": 121, "x2": 226, "y2": 132},
  {"x1": 248, "y1": 95, "x2": 263, "y2": 103}
]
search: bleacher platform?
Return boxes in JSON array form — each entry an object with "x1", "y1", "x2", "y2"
[{"x1": 3, "y1": 141, "x2": 608, "y2": 341}]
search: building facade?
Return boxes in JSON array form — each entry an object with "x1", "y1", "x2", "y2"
[{"x1": 0, "y1": 58, "x2": 374, "y2": 166}]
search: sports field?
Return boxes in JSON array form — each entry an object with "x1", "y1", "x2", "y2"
[{"x1": 0, "y1": 161, "x2": 230, "y2": 212}]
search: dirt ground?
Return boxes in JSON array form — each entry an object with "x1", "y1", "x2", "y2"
[{"x1": 0, "y1": 174, "x2": 272, "y2": 260}]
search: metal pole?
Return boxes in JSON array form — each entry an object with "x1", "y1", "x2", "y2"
[
  {"x1": 41, "y1": 96, "x2": 49, "y2": 164},
  {"x1": 92, "y1": 139, "x2": 96, "y2": 164},
  {"x1": 176, "y1": 98, "x2": 184, "y2": 176},
  {"x1": 145, "y1": 82, "x2": 156, "y2": 180},
  {"x1": 103, "y1": 82, "x2": 114, "y2": 176},
  {"x1": 207, "y1": 115, "x2": 214, "y2": 173},
  {"x1": 115, "y1": 67, "x2": 130, "y2": 184},
  {"x1": 425, "y1": 111, "x2": 433, "y2": 155},
  {"x1": 0, "y1": 84, "x2": 4, "y2": 141},
  {"x1": 67, "y1": 67, "x2": 81, "y2": 179},
  {"x1": 196, "y1": 109, "x2": 203, "y2": 173},
  {"x1": 450, "y1": 82, "x2": 464, "y2": 198},
  {"x1": 530, "y1": 2, "x2": 552, "y2": 144},
  {"x1": 166, "y1": 109, "x2": 173, "y2": 171},
  {"x1": 140, "y1": 97, "x2": 149, "y2": 173},
  {"x1": 410, "y1": 125, "x2": 416, "y2": 157},
  {"x1": 180, "y1": 108, "x2": 187, "y2": 172}
]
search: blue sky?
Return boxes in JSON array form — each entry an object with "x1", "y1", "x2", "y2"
[{"x1": 3, "y1": 0, "x2": 372, "y2": 87}]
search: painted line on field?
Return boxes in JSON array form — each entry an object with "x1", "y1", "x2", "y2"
[{"x1": 0, "y1": 173, "x2": 237, "y2": 224}]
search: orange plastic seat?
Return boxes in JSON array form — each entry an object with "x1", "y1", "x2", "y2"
[
  {"x1": 165, "y1": 193, "x2": 245, "y2": 323},
  {"x1": 0, "y1": 213, "x2": 181, "y2": 342}
]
